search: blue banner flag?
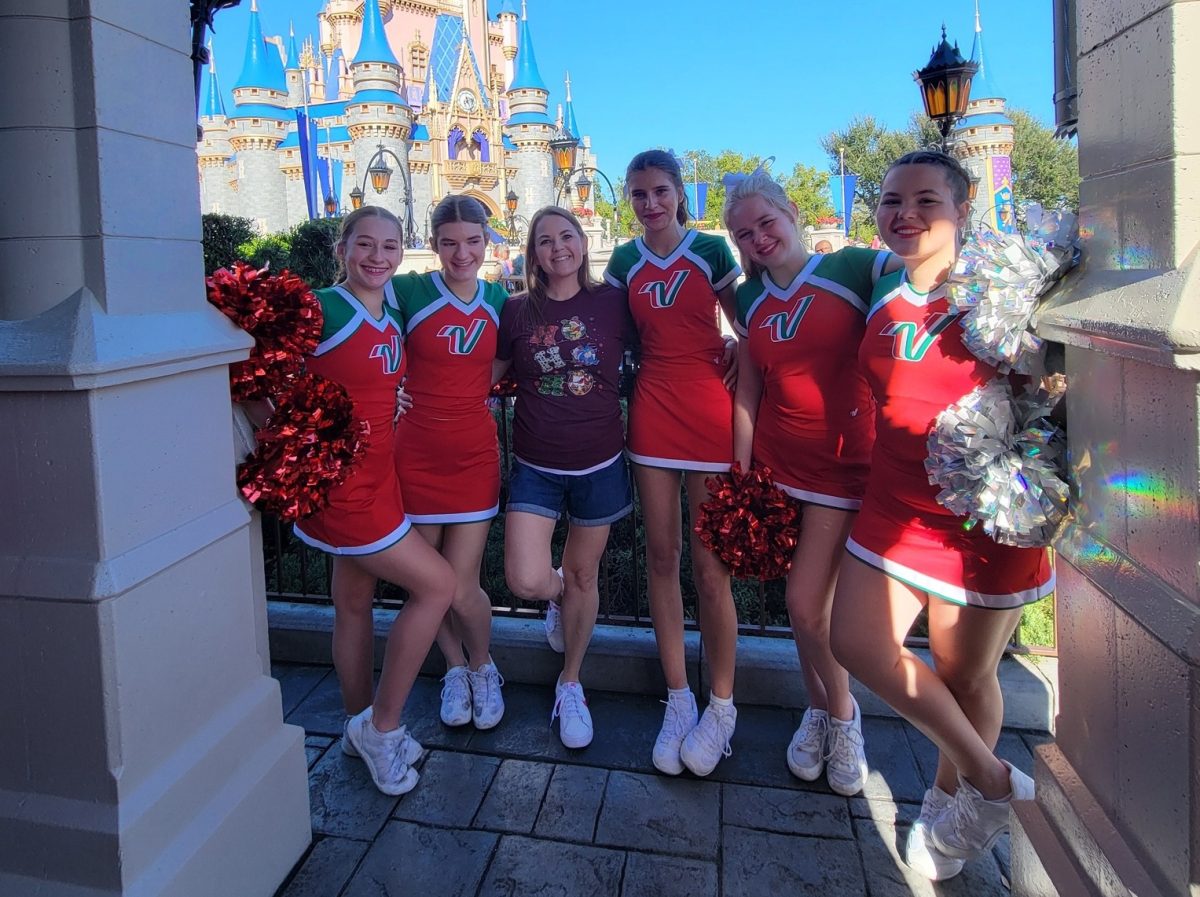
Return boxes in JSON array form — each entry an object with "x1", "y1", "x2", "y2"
[
  {"x1": 684, "y1": 182, "x2": 709, "y2": 222},
  {"x1": 829, "y1": 175, "x2": 858, "y2": 236},
  {"x1": 295, "y1": 108, "x2": 318, "y2": 220}
]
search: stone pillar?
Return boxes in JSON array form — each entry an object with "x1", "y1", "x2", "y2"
[
  {"x1": 1013, "y1": 2, "x2": 1200, "y2": 895},
  {"x1": 0, "y1": 4, "x2": 311, "y2": 895}
]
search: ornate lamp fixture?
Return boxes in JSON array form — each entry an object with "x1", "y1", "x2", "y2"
[
  {"x1": 549, "y1": 128, "x2": 580, "y2": 178},
  {"x1": 505, "y1": 189, "x2": 519, "y2": 215},
  {"x1": 574, "y1": 173, "x2": 592, "y2": 204},
  {"x1": 349, "y1": 186, "x2": 364, "y2": 210},
  {"x1": 914, "y1": 26, "x2": 979, "y2": 151},
  {"x1": 367, "y1": 146, "x2": 394, "y2": 194}
]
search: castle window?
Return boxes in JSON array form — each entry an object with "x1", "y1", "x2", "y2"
[{"x1": 410, "y1": 43, "x2": 428, "y2": 82}]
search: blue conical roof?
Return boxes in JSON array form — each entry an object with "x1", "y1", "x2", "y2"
[
  {"x1": 353, "y1": 0, "x2": 399, "y2": 66},
  {"x1": 201, "y1": 43, "x2": 227, "y2": 117},
  {"x1": 563, "y1": 72, "x2": 579, "y2": 138},
  {"x1": 496, "y1": 0, "x2": 519, "y2": 16},
  {"x1": 234, "y1": 4, "x2": 288, "y2": 93},
  {"x1": 285, "y1": 24, "x2": 301, "y2": 70},
  {"x1": 969, "y1": 3, "x2": 1002, "y2": 100},
  {"x1": 510, "y1": 5, "x2": 547, "y2": 91}
]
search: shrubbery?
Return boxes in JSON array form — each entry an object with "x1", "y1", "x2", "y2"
[{"x1": 202, "y1": 214, "x2": 344, "y2": 288}]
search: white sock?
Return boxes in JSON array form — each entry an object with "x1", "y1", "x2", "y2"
[
  {"x1": 708, "y1": 691, "x2": 733, "y2": 707},
  {"x1": 667, "y1": 686, "x2": 693, "y2": 700}
]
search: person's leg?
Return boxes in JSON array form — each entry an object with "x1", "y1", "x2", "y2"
[
  {"x1": 683, "y1": 470, "x2": 737, "y2": 699},
  {"x1": 330, "y1": 556, "x2": 379, "y2": 715},
  {"x1": 558, "y1": 522, "x2": 610, "y2": 683},
  {"x1": 503, "y1": 510, "x2": 561, "y2": 601},
  {"x1": 633, "y1": 464, "x2": 688, "y2": 690},
  {"x1": 926, "y1": 600, "x2": 1024, "y2": 794},
  {"x1": 439, "y1": 520, "x2": 495, "y2": 668},
  {"x1": 829, "y1": 555, "x2": 1012, "y2": 798},
  {"x1": 414, "y1": 523, "x2": 467, "y2": 670}
]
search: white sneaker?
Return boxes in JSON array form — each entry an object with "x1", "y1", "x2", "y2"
[
  {"x1": 931, "y1": 761, "x2": 1035, "y2": 859},
  {"x1": 787, "y1": 707, "x2": 829, "y2": 781},
  {"x1": 439, "y1": 665, "x2": 473, "y2": 727},
  {"x1": 545, "y1": 571, "x2": 566, "y2": 654},
  {"x1": 344, "y1": 707, "x2": 420, "y2": 796},
  {"x1": 906, "y1": 787, "x2": 965, "y2": 880},
  {"x1": 551, "y1": 677, "x2": 593, "y2": 748},
  {"x1": 342, "y1": 713, "x2": 423, "y2": 763},
  {"x1": 679, "y1": 700, "x2": 736, "y2": 777},
  {"x1": 825, "y1": 697, "x2": 868, "y2": 796},
  {"x1": 469, "y1": 662, "x2": 505, "y2": 730},
  {"x1": 652, "y1": 690, "x2": 698, "y2": 775}
]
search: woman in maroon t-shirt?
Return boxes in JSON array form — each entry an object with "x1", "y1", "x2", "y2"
[{"x1": 493, "y1": 206, "x2": 634, "y2": 750}]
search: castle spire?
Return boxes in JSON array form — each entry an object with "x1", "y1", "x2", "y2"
[
  {"x1": 509, "y1": 0, "x2": 546, "y2": 92},
  {"x1": 353, "y1": 0, "x2": 399, "y2": 66},
  {"x1": 202, "y1": 40, "x2": 227, "y2": 117},
  {"x1": 285, "y1": 21, "x2": 301, "y2": 70},
  {"x1": 563, "y1": 71, "x2": 579, "y2": 138},
  {"x1": 234, "y1": 0, "x2": 287, "y2": 93},
  {"x1": 968, "y1": 0, "x2": 1001, "y2": 100}
]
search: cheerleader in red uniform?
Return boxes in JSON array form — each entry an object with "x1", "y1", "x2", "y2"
[
  {"x1": 724, "y1": 170, "x2": 896, "y2": 796},
  {"x1": 390, "y1": 196, "x2": 508, "y2": 732},
  {"x1": 604, "y1": 150, "x2": 741, "y2": 777},
  {"x1": 830, "y1": 152, "x2": 1051, "y2": 880},
  {"x1": 293, "y1": 206, "x2": 455, "y2": 796}
]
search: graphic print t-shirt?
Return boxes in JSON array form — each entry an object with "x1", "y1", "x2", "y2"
[{"x1": 497, "y1": 284, "x2": 633, "y2": 471}]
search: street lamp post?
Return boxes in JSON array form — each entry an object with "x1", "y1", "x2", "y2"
[
  {"x1": 913, "y1": 25, "x2": 979, "y2": 153},
  {"x1": 504, "y1": 189, "x2": 529, "y2": 246},
  {"x1": 351, "y1": 142, "x2": 419, "y2": 247}
]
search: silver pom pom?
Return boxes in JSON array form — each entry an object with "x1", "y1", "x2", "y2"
[
  {"x1": 948, "y1": 206, "x2": 1079, "y2": 374},
  {"x1": 925, "y1": 379, "x2": 1070, "y2": 548}
]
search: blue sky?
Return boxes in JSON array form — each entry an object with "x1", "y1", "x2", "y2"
[{"x1": 207, "y1": 0, "x2": 1057, "y2": 176}]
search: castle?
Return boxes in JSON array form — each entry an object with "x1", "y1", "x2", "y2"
[
  {"x1": 954, "y1": 2, "x2": 1016, "y2": 232},
  {"x1": 197, "y1": 0, "x2": 598, "y2": 243}
]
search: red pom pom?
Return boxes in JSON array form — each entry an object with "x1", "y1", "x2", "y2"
[
  {"x1": 693, "y1": 463, "x2": 801, "y2": 580},
  {"x1": 236, "y1": 373, "x2": 369, "y2": 520},
  {"x1": 206, "y1": 262, "x2": 323, "y2": 401}
]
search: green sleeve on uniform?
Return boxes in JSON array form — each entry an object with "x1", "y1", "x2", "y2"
[
  {"x1": 691, "y1": 232, "x2": 741, "y2": 290},
  {"x1": 813, "y1": 247, "x2": 890, "y2": 301},
  {"x1": 483, "y1": 280, "x2": 509, "y2": 317},
  {"x1": 314, "y1": 287, "x2": 355, "y2": 341},
  {"x1": 734, "y1": 276, "x2": 764, "y2": 334},
  {"x1": 868, "y1": 268, "x2": 905, "y2": 313},
  {"x1": 604, "y1": 241, "x2": 638, "y2": 288},
  {"x1": 388, "y1": 271, "x2": 427, "y2": 325}
]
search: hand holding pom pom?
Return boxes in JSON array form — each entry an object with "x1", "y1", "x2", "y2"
[{"x1": 694, "y1": 463, "x2": 801, "y2": 580}]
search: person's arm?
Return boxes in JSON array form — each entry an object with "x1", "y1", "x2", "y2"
[
  {"x1": 491, "y1": 357, "x2": 512, "y2": 386},
  {"x1": 731, "y1": 337, "x2": 762, "y2": 472},
  {"x1": 716, "y1": 282, "x2": 740, "y2": 389}
]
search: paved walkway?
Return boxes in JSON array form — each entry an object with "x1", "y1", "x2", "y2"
[{"x1": 272, "y1": 663, "x2": 1049, "y2": 897}]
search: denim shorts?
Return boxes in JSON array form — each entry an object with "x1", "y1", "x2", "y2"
[{"x1": 507, "y1": 455, "x2": 633, "y2": 526}]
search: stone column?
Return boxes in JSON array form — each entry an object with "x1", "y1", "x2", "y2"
[
  {"x1": 1012, "y1": 2, "x2": 1200, "y2": 895},
  {"x1": 0, "y1": 4, "x2": 310, "y2": 895}
]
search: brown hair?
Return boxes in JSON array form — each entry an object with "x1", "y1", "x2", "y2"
[
  {"x1": 625, "y1": 149, "x2": 689, "y2": 226},
  {"x1": 333, "y1": 205, "x2": 403, "y2": 283},
  {"x1": 430, "y1": 194, "x2": 489, "y2": 243},
  {"x1": 884, "y1": 150, "x2": 972, "y2": 205},
  {"x1": 517, "y1": 206, "x2": 595, "y2": 329}
]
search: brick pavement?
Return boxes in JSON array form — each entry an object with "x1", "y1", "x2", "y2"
[{"x1": 273, "y1": 664, "x2": 1049, "y2": 897}]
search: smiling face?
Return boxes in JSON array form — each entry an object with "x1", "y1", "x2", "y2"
[
  {"x1": 337, "y1": 214, "x2": 403, "y2": 295},
  {"x1": 726, "y1": 193, "x2": 802, "y2": 276},
  {"x1": 533, "y1": 212, "x2": 585, "y2": 287},
  {"x1": 628, "y1": 167, "x2": 685, "y2": 235},
  {"x1": 435, "y1": 220, "x2": 487, "y2": 286},
  {"x1": 875, "y1": 163, "x2": 969, "y2": 264}
]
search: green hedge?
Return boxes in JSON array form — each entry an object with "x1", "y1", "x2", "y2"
[{"x1": 203, "y1": 214, "x2": 344, "y2": 288}]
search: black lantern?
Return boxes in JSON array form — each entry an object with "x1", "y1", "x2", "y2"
[
  {"x1": 914, "y1": 26, "x2": 978, "y2": 150},
  {"x1": 368, "y1": 144, "x2": 393, "y2": 193},
  {"x1": 505, "y1": 189, "x2": 519, "y2": 215},
  {"x1": 349, "y1": 186, "x2": 364, "y2": 210},
  {"x1": 324, "y1": 194, "x2": 338, "y2": 217},
  {"x1": 967, "y1": 171, "x2": 980, "y2": 202},
  {"x1": 549, "y1": 129, "x2": 580, "y2": 177},
  {"x1": 574, "y1": 173, "x2": 592, "y2": 204}
]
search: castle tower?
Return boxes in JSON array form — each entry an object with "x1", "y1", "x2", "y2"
[
  {"x1": 954, "y1": 1, "x2": 1016, "y2": 232},
  {"x1": 496, "y1": 0, "x2": 519, "y2": 89},
  {"x1": 227, "y1": 0, "x2": 291, "y2": 232},
  {"x1": 503, "y1": 1, "x2": 555, "y2": 213},
  {"x1": 346, "y1": 0, "x2": 413, "y2": 228},
  {"x1": 197, "y1": 41, "x2": 237, "y2": 216},
  {"x1": 284, "y1": 22, "x2": 304, "y2": 107}
]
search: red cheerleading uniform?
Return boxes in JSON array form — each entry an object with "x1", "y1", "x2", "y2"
[
  {"x1": 293, "y1": 285, "x2": 411, "y2": 555},
  {"x1": 604, "y1": 230, "x2": 741, "y2": 471},
  {"x1": 735, "y1": 248, "x2": 890, "y2": 509},
  {"x1": 389, "y1": 272, "x2": 507, "y2": 524},
  {"x1": 846, "y1": 270, "x2": 1055, "y2": 608}
]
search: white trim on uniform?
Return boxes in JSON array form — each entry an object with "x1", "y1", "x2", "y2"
[
  {"x1": 515, "y1": 451, "x2": 624, "y2": 477},
  {"x1": 870, "y1": 250, "x2": 893, "y2": 284},
  {"x1": 844, "y1": 537, "x2": 1056, "y2": 609},
  {"x1": 293, "y1": 517, "x2": 412, "y2": 556},
  {"x1": 603, "y1": 270, "x2": 625, "y2": 289},
  {"x1": 314, "y1": 286, "x2": 402, "y2": 355},
  {"x1": 406, "y1": 503, "x2": 500, "y2": 525},
  {"x1": 775, "y1": 482, "x2": 862, "y2": 510},
  {"x1": 806, "y1": 274, "x2": 868, "y2": 314},
  {"x1": 634, "y1": 229, "x2": 699, "y2": 268},
  {"x1": 740, "y1": 284, "x2": 771, "y2": 336},
  {"x1": 405, "y1": 274, "x2": 500, "y2": 332},
  {"x1": 763, "y1": 254, "x2": 821, "y2": 301},
  {"x1": 625, "y1": 449, "x2": 730, "y2": 473}
]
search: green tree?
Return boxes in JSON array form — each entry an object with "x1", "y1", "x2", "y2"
[
  {"x1": 781, "y1": 163, "x2": 835, "y2": 229},
  {"x1": 201, "y1": 213, "x2": 256, "y2": 274},
  {"x1": 820, "y1": 116, "x2": 922, "y2": 214},
  {"x1": 594, "y1": 185, "x2": 638, "y2": 239},
  {"x1": 1009, "y1": 108, "x2": 1079, "y2": 210},
  {"x1": 288, "y1": 218, "x2": 343, "y2": 287},
  {"x1": 237, "y1": 233, "x2": 291, "y2": 273}
]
